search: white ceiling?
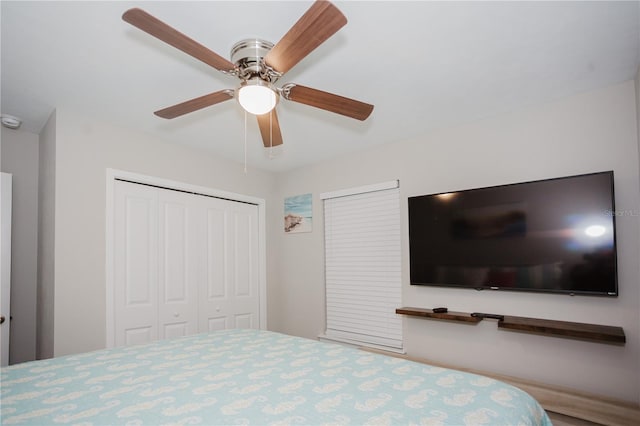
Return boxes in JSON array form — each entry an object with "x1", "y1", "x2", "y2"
[{"x1": 2, "y1": 1, "x2": 639, "y2": 172}]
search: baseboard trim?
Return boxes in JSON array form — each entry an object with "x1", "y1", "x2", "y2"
[
  {"x1": 361, "y1": 348, "x2": 640, "y2": 426},
  {"x1": 318, "y1": 334, "x2": 406, "y2": 354}
]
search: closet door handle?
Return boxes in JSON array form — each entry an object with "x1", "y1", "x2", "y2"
[{"x1": 0, "y1": 315, "x2": 5, "y2": 325}]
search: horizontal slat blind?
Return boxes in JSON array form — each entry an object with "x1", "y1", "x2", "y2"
[{"x1": 324, "y1": 185, "x2": 402, "y2": 349}]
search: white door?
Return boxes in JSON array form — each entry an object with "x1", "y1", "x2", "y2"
[
  {"x1": 157, "y1": 189, "x2": 199, "y2": 340},
  {"x1": 198, "y1": 197, "x2": 260, "y2": 331},
  {"x1": 114, "y1": 181, "x2": 159, "y2": 346},
  {"x1": 0, "y1": 173, "x2": 12, "y2": 366},
  {"x1": 112, "y1": 180, "x2": 260, "y2": 346}
]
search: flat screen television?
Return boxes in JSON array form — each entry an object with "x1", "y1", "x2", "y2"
[{"x1": 408, "y1": 171, "x2": 618, "y2": 296}]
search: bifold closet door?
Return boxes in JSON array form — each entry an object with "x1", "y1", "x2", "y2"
[
  {"x1": 114, "y1": 181, "x2": 160, "y2": 346},
  {"x1": 198, "y1": 197, "x2": 260, "y2": 331},
  {"x1": 113, "y1": 180, "x2": 259, "y2": 347},
  {"x1": 157, "y1": 188, "x2": 199, "y2": 340}
]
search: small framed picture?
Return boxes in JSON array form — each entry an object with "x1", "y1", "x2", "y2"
[{"x1": 284, "y1": 193, "x2": 312, "y2": 233}]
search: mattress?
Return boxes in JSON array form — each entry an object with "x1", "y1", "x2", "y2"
[{"x1": 1, "y1": 329, "x2": 551, "y2": 425}]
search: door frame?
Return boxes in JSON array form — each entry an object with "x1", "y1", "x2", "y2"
[
  {"x1": 105, "y1": 168, "x2": 267, "y2": 348},
  {"x1": 1, "y1": 173, "x2": 12, "y2": 366}
]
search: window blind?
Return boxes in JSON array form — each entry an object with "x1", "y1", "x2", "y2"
[{"x1": 322, "y1": 182, "x2": 402, "y2": 350}]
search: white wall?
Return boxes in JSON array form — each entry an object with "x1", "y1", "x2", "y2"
[
  {"x1": 272, "y1": 80, "x2": 640, "y2": 404},
  {"x1": 48, "y1": 108, "x2": 278, "y2": 357},
  {"x1": 1, "y1": 127, "x2": 39, "y2": 364},
  {"x1": 37, "y1": 112, "x2": 56, "y2": 360}
]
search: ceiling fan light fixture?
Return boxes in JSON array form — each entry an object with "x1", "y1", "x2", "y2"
[{"x1": 238, "y1": 79, "x2": 278, "y2": 115}]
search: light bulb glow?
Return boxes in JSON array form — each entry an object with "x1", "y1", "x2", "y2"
[
  {"x1": 238, "y1": 83, "x2": 277, "y2": 115},
  {"x1": 585, "y1": 225, "x2": 606, "y2": 238},
  {"x1": 437, "y1": 193, "x2": 456, "y2": 200}
]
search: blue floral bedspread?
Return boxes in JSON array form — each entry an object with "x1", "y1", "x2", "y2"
[{"x1": 1, "y1": 329, "x2": 551, "y2": 425}]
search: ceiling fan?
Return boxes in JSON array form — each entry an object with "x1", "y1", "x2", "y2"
[{"x1": 122, "y1": 0, "x2": 374, "y2": 148}]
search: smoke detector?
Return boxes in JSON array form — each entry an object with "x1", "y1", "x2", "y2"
[{"x1": 1, "y1": 114, "x2": 22, "y2": 129}]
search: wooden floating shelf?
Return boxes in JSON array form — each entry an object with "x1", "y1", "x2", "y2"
[
  {"x1": 395, "y1": 307, "x2": 482, "y2": 323},
  {"x1": 499, "y1": 315, "x2": 626, "y2": 345},
  {"x1": 396, "y1": 307, "x2": 625, "y2": 345}
]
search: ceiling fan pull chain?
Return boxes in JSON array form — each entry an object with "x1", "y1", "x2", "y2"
[{"x1": 244, "y1": 110, "x2": 248, "y2": 174}]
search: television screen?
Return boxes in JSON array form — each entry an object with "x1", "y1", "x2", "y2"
[{"x1": 408, "y1": 171, "x2": 618, "y2": 296}]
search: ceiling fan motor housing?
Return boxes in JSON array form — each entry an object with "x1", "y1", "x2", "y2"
[{"x1": 231, "y1": 39, "x2": 276, "y2": 81}]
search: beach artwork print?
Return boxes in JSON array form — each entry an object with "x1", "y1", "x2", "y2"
[{"x1": 284, "y1": 193, "x2": 313, "y2": 233}]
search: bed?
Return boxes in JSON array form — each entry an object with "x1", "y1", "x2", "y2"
[{"x1": 1, "y1": 329, "x2": 551, "y2": 425}]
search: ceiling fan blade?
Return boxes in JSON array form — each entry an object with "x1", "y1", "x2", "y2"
[
  {"x1": 154, "y1": 90, "x2": 234, "y2": 119},
  {"x1": 284, "y1": 84, "x2": 373, "y2": 121},
  {"x1": 122, "y1": 8, "x2": 236, "y2": 72},
  {"x1": 264, "y1": 1, "x2": 347, "y2": 74},
  {"x1": 256, "y1": 110, "x2": 284, "y2": 147}
]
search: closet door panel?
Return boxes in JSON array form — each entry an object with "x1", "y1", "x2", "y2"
[
  {"x1": 234, "y1": 313, "x2": 253, "y2": 329},
  {"x1": 199, "y1": 199, "x2": 259, "y2": 331},
  {"x1": 114, "y1": 181, "x2": 159, "y2": 347},
  {"x1": 207, "y1": 317, "x2": 228, "y2": 332},
  {"x1": 233, "y1": 211, "x2": 252, "y2": 297},
  {"x1": 229, "y1": 207, "x2": 259, "y2": 329},
  {"x1": 157, "y1": 189, "x2": 199, "y2": 340},
  {"x1": 124, "y1": 327, "x2": 154, "y2": 346},
  {"x1": 198, "y1": 198, "x2": 229, "y2": 331},
  {"x1": 205, "y1": 207, "x2": 226, "y2": 300}
]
